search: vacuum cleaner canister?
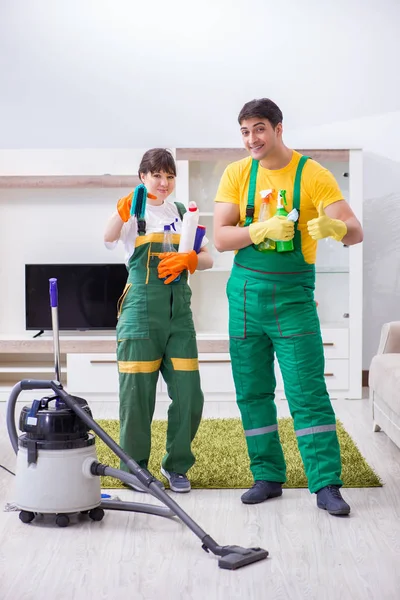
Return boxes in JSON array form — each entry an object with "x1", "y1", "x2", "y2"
[{"x1": 14, "y1": 396, "x2": 101, "y2": 514}]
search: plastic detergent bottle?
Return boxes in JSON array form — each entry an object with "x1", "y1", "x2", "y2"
[
  {"x1": 255, "y1": 189, "x2": 276, "y2": 252},
  {"x1": 193, "y1": 225, "x2": 206, "y2": 253},
  {"x1": 162, "y1": 224, "x2": 180, "y2": 281},
  {"x1": 275, "y1": 189, "x2": 294, "y2": 253},
  {"x1": 178, "y1": 201, "x2": 199, "y2": 253},
  {"x1": 162, "y1": 224, "x2": 175, "y2": 252}
]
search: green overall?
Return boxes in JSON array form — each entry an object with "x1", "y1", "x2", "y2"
[
  {"x1": 227, "y1": 157, "x2": 342, "y2": 493},
  {"x1": 116, "y1": 204, "x2": 204, "y2": 474}
]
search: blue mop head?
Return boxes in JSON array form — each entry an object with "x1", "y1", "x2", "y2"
[{"x1": 130, "y1": 184, "x2": 147, "y2": 219}]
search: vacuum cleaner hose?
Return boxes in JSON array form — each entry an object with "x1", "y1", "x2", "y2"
[{"x1": 7, "y1": 380, "x2": 55, "y2": 453}]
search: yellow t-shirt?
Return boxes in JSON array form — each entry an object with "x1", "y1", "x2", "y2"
[{"x1": 214, "y1": 150, "x2": 344, "y2": 264}]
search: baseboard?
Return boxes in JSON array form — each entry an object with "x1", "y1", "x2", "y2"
[{"x1": 362, "y1": 370, "x2": 369, "y2": 387}]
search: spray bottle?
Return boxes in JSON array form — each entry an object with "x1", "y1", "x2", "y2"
[
  {"x1": 255, "y1": 189, "x2": 276, "y2": 252},
  {"x1": 275, "y1": 189, "x2": 294, "y2": 253},
  {"x1": 162, "y1": 224, "x2": 180, "y2": 282},
  {"x1": 178, "y1": 201, "x2": 200, "y2": 253}
]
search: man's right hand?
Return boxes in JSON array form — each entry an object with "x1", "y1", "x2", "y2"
[{"x1": 249, "y1": 215, "x2": 295, "y2": 245}]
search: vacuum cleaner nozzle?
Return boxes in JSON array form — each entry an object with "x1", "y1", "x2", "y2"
[{"x1": 217, "y1": 546, "x2": 269, "y2": 570}]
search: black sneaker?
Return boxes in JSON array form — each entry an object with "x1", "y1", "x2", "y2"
[
  {"x1": 160, "y1": 467, "x2": 191, "y2": 493},
  {"x1": 316, "y1": 485, "x2": 351, "y2": 516},
  {"x1": 241, "y1": 481, "x2": 283, "y2": 505}
]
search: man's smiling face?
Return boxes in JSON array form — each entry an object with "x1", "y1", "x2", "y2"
[{"x1": 240, "y1": 118, "x2": 282, "y2": 161}]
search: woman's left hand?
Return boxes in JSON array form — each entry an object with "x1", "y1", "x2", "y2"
[{"x1": 158, "y1": 251, "x2": 198, "y2": 284}]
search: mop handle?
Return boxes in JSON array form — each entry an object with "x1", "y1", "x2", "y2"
[{"x1": 49, "y1": 278, "x2": 61, "y2": 383}]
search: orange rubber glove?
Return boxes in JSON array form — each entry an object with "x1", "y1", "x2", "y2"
[
  {"x1": 158, "y1": 251, "x2": 198, "y2": 285},
  {"x1": 307, "y1": 202, "x2": 347, "y2": 242},
  {"x1": 117, "y1": 190, "x2": 157, "y2": 222}
]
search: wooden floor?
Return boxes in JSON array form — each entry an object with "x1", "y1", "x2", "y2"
[{"x1": 1, "y1": 395, "x2": 400, "y2": 600}]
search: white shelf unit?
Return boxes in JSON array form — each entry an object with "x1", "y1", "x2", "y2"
[
  {"x1": 0, "y1": 148, "x2": 362, "y2": 401},
  {"x1": 0, "y1": 352, "x2": 68, "y2": 402}
]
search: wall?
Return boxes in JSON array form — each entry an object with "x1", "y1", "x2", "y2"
[
  {"x1": 1, "y1": 0, "x2": 399, "y2": 148},
  {"x1": 288, "y1": 112, "x2": 400, "y2": 367},
  {"x1": 1, "y1": 0, "x2": 400, "y2": 366}
]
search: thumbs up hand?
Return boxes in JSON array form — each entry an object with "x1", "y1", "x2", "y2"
[{"x1": 307, "y1": 202, "x2": 347, "y2": 242}]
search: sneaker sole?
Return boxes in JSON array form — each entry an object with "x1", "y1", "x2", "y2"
[
  {"x1": 241, "y1": 489, "x2": 283, "y2": 505},
  {"x1": 160, "y1": 466, "x2": 191, "y2": 493},
  {"x1": 317, "y1": 503, "x2": 350, "y2": 516}
]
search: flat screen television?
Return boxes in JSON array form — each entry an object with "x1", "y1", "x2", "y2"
[{"x1": 25, "y1": 264, "x2": 128, "y2": 331}]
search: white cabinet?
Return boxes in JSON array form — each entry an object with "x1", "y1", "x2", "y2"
[{"x1": 67, "y1": 353, "x2": 120, "y2": 395}]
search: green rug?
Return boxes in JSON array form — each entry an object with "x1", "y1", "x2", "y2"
[{"x1": 96, "y1": 418, "x2": 382, "y2": 489}]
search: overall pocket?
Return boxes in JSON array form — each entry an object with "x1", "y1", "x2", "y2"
[
  {"x1": 226, "y1": 277, "x2": 247, "y2": 339},
  {"x1": 117, "y1": 283, "x2": 150, "y2": 340},
  {"x1": 272, "y1": 283, "x2": 319, "y2": 338},
  {"x1": 117, "y1": 283, "x2": 132, "y2": 318}
]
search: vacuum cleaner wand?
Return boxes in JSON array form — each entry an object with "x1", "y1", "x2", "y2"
[
  {"x1": 49, "y1": 278, "x2": 61, "y2": 384},
  {"x1": 53, "y1": 382, "x2": 269, "y2": 569}
]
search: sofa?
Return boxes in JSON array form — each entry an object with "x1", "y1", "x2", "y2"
[{"x1": 369, "y1": 321, "x2": 400, "y2": 449}]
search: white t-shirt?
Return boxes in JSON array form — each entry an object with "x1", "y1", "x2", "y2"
[{"x1": 105, "y1": 200, "x2": 208, "y2": 266}]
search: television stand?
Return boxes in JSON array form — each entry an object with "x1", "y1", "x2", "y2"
[
  {"x1": 33, "y1": 330, "x2": 44, "y2": 339},
  {"x1": 0, "y1": 334, "x2": 231, "y2": 403}
]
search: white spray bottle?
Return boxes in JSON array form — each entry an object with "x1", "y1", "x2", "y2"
[{"x1": 178, "y1": 201, "x2": 200, "y2": 253}]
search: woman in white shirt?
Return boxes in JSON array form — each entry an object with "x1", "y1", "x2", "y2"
[{"x1": 104, "y1": 148, "x2": 213, "y2": 493}]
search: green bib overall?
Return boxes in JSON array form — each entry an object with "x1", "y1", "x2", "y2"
[
  {"x1": 227, "y1": 157, "x2": 342, "y2": 493},
  {"x1": 116, "y1": 205, "x2": 204, "y2": 475}
]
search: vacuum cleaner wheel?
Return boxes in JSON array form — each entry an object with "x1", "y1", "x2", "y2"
[
  {"x1": 88, "y1": 507, "x2": 105, "y2": 522},
  {"x1": 19, "y1": 510, "x2": 35, "y2": 524},
  {"x1": 55, "y1": 514, "x2": 70, "y2": 528}
]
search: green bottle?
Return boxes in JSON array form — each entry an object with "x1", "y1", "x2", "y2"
[{"x1": 275, "y1": 190, "x2": 294, "y2": 253}]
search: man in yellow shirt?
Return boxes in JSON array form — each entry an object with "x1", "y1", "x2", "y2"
[{"x1": 214, "y1": 98, "x2": 363, "y2": 515}]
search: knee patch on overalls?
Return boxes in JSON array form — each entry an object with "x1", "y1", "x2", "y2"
[{"x1": 170, "y1": 358, "x2": 199, "y2": 371}]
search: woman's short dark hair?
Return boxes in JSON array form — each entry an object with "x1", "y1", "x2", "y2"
[
  {"x1": 238, "y1": 98, "x2": 283, "y2": 128},
  {"x1": 138, "y1": 148, "x2": 176, "y2": 178}
]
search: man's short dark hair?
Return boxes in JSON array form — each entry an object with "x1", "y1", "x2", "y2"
[{"x1": 238, "y1": 98, "x2": 283, "y2": 128}]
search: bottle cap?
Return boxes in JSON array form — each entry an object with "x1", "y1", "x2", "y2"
[
  {"x1": 188, "y1": 201, "x2": 198, "y2": 212},
  {"x1": 260, "y1": 189, "x2": 273, "y2": 201}
]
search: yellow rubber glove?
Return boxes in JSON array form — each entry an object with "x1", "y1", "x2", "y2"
[
  {"x1": 158, "y1": 250, "x2": 199, "y2": 284},
  {"x1": 249, "y1": 215, "x2": 294, "y2": 245},
  {"x1": 307, "y1": 202, "x2": 347, "y2": 242}
]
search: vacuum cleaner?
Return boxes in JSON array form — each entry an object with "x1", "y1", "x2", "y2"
[{"x1": 6, "y1": 278, "x2": 268, "y2": 570}]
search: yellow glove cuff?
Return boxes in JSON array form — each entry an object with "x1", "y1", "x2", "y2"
[
  {"x1": 330, "y1": 219, "x2": 347, "y2": 242},
  {"x1": 249, "y1": 222, "x2": 267, "y2": 245}
]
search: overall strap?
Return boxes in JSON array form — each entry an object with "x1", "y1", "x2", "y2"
[
  {"x1": 292, "y1": 155, "x2": 309, "y2": 215},
  {"x1": 174, "y1": 201, "x2": 187, "y2": 221},
  {"x1": 244, "y1": 159, "x2": 259, "y2": 226}
]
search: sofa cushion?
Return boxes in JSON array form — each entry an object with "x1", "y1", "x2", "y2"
[{"x1": 369, "y1": 354, "x2": 400, "y2": 413}]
